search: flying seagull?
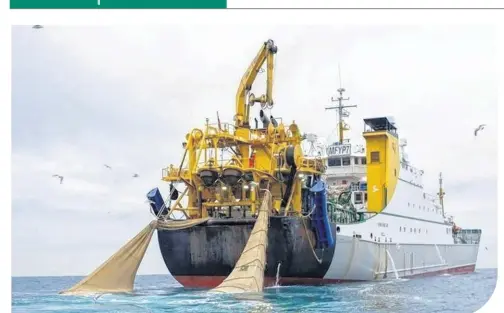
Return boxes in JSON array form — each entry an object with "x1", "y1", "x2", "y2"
[
  {"x1": 32, "y1": 25, "x2": 43, "y2": 29},
  {"x1": 104, "y1": 164, "x2": 112, "y2": 169},
  {"x1": 474, "y1": 124, "x2": 486, "y2": 136},
  {"x1": 52, "y1": 174, "x2": 64, "y2": 184},
  {"x1": 132, "y1": 173, "x2": 139, "y2": 178}
]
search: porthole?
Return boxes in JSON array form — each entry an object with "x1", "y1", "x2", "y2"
[{"x1": 336, "y1": 226, "x2": 341, "y2": 233}]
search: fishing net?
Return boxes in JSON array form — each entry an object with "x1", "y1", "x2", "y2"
[
  {"x1": 59, "y1": 218, "x2": 209, "y2": 295},
  {"x1": 210, "y1": 191, "x2": 271, "y2": 294}
]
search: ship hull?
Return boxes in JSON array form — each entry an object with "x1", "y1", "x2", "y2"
[
  {"x1": 157, "y1": 217, "x2": 478, "y2": 288},
  {"x1": 158, "y1": 216, "x2": 337, "y2": 288},
  {"x1": 324, "y1": 234, "x2": 478, "y2": 281}
]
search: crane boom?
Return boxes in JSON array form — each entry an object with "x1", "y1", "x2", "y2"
[{"x1": 235, "y1": 39, "x2": 277, "y2": 127}]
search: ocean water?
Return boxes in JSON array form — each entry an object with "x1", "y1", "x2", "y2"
[{"x1": 12, "y1": 269, "x2": 497, "y2": 313}]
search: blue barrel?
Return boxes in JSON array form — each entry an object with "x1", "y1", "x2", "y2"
[
  {"x1": 146, "y1": 187, "x2": 166, "y2": 216},
  {"x1": 360, "y1": 182, "x2": 367, "y2": 191}
]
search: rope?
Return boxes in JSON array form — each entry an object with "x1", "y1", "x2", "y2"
[
  {"x1": 156, "y1": 217, "x2": 210, "y2": 231},
  {"x1": 301, "y1": 216, "x2": 323, "y2": 264}
]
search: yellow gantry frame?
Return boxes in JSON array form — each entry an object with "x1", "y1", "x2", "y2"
[{"x1": 161, "y1": 39, "x2": 325, "y2": 219}]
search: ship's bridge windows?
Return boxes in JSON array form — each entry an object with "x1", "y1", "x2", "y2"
[
  {"x1": 361, "y1": 157, "x2": 367, "y2": 165},
  {"x1": 328, "y1": 157, "x2": 341, "y2": 167},
  {"x1": 342, "y1": 157, "x2": 351, "y2": 166}
]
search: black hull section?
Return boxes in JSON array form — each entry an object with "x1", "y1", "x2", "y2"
[{"x1": 157, "y1": 216, "x2": 336, "y2": 286}]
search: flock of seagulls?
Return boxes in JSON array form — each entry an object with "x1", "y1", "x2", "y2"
[{"x1": 52, "y1": 164, "x2": 139, "y2": 184}]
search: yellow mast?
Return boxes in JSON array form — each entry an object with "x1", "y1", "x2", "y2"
[{"x1": 438, "y1": 172, "x2": 445, "y2": 217}]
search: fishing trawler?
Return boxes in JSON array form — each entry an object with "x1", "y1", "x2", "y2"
[{"x1": 146, "y1": 39, "x2": 481, "y2": 288}]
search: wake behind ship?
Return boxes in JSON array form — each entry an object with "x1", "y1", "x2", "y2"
[{"x1": 144, "y1": 39, "x2": 481, "y2": 288}]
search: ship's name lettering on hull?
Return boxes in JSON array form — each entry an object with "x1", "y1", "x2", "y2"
[{"x1": 327, "y1": 144, "x2": 351, "y2": 156}]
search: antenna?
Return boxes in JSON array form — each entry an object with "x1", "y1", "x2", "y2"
[
  {"x1": 338, "y1": 63, "x2": 342, "y2": 89},
  {"x1": 325, "y1": 65, "x2": 357, "y2": 144}
]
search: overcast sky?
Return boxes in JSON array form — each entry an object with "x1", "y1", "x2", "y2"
[{"x1": 11, "y1": 25, "x2": 497, "y2": 276}]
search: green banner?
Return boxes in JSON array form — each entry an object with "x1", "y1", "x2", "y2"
[{"x1": 10, "y1": 0, "x2": 226, "y2": 9}]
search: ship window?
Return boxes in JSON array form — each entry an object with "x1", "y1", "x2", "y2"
[
  {"x1": 361, "y1": 157, "x2": 367, "y2": 165},
  {"x1": 328, "y1": 157, "x2": 341, "y2": 167},
  {"x1": 355, "y1": 193, "x2": 363, "y2": 204},
  {"x1": 342, "y1": 180, "x2": 348, "y2": 185},
  {"x1": 378, "y1": 237, "x2": 381, "y2": 242},
  {"x1": 354, "y1": 157, "x2": 360, "y2": 165},
  {"x1": 390, "y1": 238, "x2": 392, "y2": 243},
  {"x1": 342, "y1": 157, "x2": 351, "y2": 166},
  {"x1": 371, "y1": 151, "x2": 380, "y2": 163},
  {"x1": 370, "y1": 233, "x2": 373, "y2": 239},
  {"x1": 364, "y1": 193, "x2": 368, "y2": 201}
]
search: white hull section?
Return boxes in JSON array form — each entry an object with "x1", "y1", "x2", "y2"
[
  {"x1": 322, "y1": 161, "x2": 481, "y2": 281},
  {"x1": 324, "y1": 235, "x2": 479, "y2": 281}
]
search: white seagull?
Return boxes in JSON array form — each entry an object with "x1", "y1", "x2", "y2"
[
  {"x1": 104, "y1": 164, "x2": 112, "y2": 170},
  {"x1": 52, "y1": 174, "x2": 64, "y2": 184},
  {"x1": 474, "y1": 124, "x2": 486, "y2": 137}
]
